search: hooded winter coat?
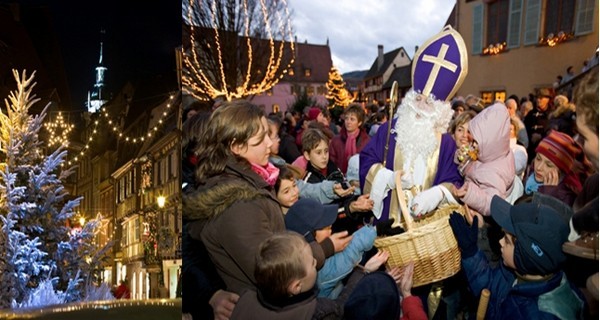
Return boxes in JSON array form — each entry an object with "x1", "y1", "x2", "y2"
[
  {"x1": 183, "y1": 158, "x2": 332, "y2": 294},
  {"x1": 461, "y1": 102, "x2": 515, "y2": 216}
]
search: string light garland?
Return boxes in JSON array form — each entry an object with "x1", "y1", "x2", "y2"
[
  {"x1": 58, "y1": 92, "x2": 177, "y2": 167},
  {"x1": 97, "y1": 93, "x2": 177, "y2": 144},
  {"x1": 182, "y1": 0, "x2": 295, "y2": 101}
]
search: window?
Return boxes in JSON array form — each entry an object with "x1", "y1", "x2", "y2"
[
  {"x1": 272, "y1": 104, "x2": 280, "y2": 113},
  {"x1": 523, "y1": 0, "x2": 542, "y2": 45},
  {"x1": 307, "y1": 86, "x2": 314, "y2": 96},
  {"x1": 575, "y1": 0, "x2": 596, "y2": 35},
  {"x1": 134, "y1": 218, "x2": 140, "y2": 242},
  {"x1": 507, "y1": 0, "x2": 523, "y2": 48},
  {"x1": 304, "y1": 69, "x2": 311, "y2": 77},
  {"x1": 487, "y1": 0, "x2": 509, "y2": 46},
  {"x1": 544, "y1": 0, "x2": 576, "y2": 35},
  {"x1": 317, "y1": 86, "x2": 326, "y2": 95},
  {"x1": 472, "y1": 3, "x2": 484, "y2": 54},
  {"x1": 480, "y1": 90, "x2": 506, "y2": 105},
  {"x1": 288, "y1": 68, "x2": 295, "y2": 76}
]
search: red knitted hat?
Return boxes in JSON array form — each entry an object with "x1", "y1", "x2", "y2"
[
  {"x1": 535, "y1": 130, "x2": 583, "y2": 192},
  {"x1": 307, "y1": 107, "x2": 322, "y2": 121}
]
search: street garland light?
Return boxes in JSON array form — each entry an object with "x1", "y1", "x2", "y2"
[{"x1": 182, "y1": 0, "x2": 295, "y2": 102}]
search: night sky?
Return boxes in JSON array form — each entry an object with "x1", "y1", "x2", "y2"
[{"x1": 14, "y1": 0, "x2": 181, "y2": 110}]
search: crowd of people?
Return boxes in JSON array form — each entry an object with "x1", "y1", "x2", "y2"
[{"x1": 180, "y1": 38, "x2": 598, "y2": 320}]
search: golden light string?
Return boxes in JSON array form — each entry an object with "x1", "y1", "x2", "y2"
[
  {"x1": 183, "y1": 0, "x2": 219, "y2": 99},
  {"x1": 62, "y1": 117, "x2": 100, "y2": 167},
  {"x1": 210, "y1": 0, "x2": 229, "y2": 99},
  {"x1": 240, "y1": 0, "x2": 254, "y2": 92},
  {"x1": 182, "y1": 0, "x2": 295, "y2": 101},
  {"x1": 97, "y1": 93, "x2": 176, "y2": 144}
]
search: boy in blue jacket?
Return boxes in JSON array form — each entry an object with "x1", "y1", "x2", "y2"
[{"x1": 449, "y1": 195, "x2": 585, "y2": 319}]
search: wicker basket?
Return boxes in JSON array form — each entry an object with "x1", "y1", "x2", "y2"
[{"x1": 374, "y1": 173, "x2": 465, "y2": 287}]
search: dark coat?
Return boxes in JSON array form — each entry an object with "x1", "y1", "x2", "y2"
[
  {"x1": 329, "y1": 128, "x2": 370, "y2": 175},
  {"x1": 230, "y1": 269, "x2": 366, "y2": 320},
  {"x1": 184, "y1": 158, "x2": 332, "y2": 295}
]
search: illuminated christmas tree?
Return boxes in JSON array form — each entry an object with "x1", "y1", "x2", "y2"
[
  {"x1": 326, "y1": 66, "x2": 354, "y2": 108},
  {"x1": 0, "y1": 70, "x2": 111, "y2": 308}
]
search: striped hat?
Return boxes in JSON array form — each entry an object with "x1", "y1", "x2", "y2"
[{"x1": 535, "y1": 130, "x2": 584, "y2": 192}]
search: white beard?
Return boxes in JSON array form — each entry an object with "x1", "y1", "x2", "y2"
[{"x1": 393, "y1": 89, "x2": 453, "y2": 181}]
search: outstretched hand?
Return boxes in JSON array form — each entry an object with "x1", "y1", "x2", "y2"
[
  {"x1": 448, "y1": 212, "x2": 478, "y2": 258},
  {"x1": 329, "y1": 231, "x2": 353, "y2": 253},
  {"x1": 399, "y1": 262, "x2": 415, "y2": 297},
  {"x1": 411, "y1": 186, "x2": 444, "y2": 217},
  {"x1": 363, "y1": 250, "x2": 390, "y2": 273},
  {"x1": 386, "y1": 262, "x2": 415, "y2": 297}
]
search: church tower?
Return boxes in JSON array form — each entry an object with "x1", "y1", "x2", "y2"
[{"x1": 86, "y1": 30, "x2": 109, "y2": 113}]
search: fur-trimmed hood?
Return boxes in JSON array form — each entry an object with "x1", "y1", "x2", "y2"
[
  {"x1": 183, "y1": 179, "x2": 268, "y2": 221},
  {"x1": 183, "y1": 160, "x2": 276, "y2": 221}
]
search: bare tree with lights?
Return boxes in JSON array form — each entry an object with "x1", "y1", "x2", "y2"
[
  {"x1": 182, "y1": 0, "x2": 296, "y2": 102},
  {"x1": 326, "y1": 66, "x2": 355, "y2": 108},
  {"x1": 0, "y1": 70, "x2": 111, "y2": 308}
]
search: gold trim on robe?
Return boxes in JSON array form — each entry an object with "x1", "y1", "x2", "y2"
[{"x1": 364, "y1": 134, "x2": 441, "y2": 228}]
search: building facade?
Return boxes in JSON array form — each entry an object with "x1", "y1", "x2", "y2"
[
  {"x1": 362, "y1": 45, "x2": 412, "y2": 105},
  {"x1": 249, "y1": 41, "x2": 333, "y2": 113},
  {"x1": 448, "y1": 0, "x2": 598, "y2": 103}
]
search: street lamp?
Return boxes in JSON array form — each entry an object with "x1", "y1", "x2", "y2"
[{"x1": 157, "y1": 196, "x2": 166, "y2": 209}]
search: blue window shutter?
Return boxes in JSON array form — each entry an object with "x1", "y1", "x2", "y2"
[
  {"x1": 524, "y1": 0, "x2": 541, "y2": 45},
  {"x1": 575, "y1": 0, "x2": 596, "y2": 35},
  {"x1": 473, "y1": 3, "x2": 484, "y2": 54},
  {"x1": 507, "y1": 0, "x2": 523, "y2": 48}
]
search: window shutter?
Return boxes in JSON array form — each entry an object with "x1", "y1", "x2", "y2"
[
  {"x1": 575, "y1": 0, "x2": 595, "y2": 35},
  {"x1": 507, "y1": 0, "x2": 523, "y2": 48},
  {"x1": 473, "y1": 3, "x2": 484, "y2": 54},
  {"x1": 523, "y1": 0, "x2": 541, "y2": 45}
]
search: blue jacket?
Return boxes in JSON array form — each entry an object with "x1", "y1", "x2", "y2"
[
  {"x1": 317, "y1": 225, "x2": 376, "y2": 298},
  {"x1": 463, "y1": 250, "x2": 585, "y2": 319}
]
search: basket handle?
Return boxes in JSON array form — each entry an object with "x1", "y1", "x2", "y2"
[{"x1": 394, "y1": 171, "x2": 414, "y2": 231}]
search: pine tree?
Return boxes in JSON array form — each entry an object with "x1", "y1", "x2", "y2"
[
  {"x1": 325, "y1": 66, "x2": 354, "y2": 108},
  {"x1": 0, "y1": 70, "x2": 109, "y2": 308}
]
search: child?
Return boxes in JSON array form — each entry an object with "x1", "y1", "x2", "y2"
[
  {"x1": 415, "y1": 102, "x2": 516, "y2": 217},
  {"x1": 230, "y1": 232, "x2": 380, "y2": 319},
  {"x1": 300, "y1": 128, "x2": 374, "y2": 233},
  {"x1": 524, "y1": 130, "x2": 590, "y2": 206},
  {"x1": 284, "y1": 198, "x2": 387, "y2": 299},
  {"x1": 274, "y1": 165, "x2": 356, "y2": 214},
  {"x1": 449, "y1": 195, "x2": 585, "y2": 319}
]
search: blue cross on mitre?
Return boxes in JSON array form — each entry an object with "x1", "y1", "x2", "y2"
[{"x1": 412, "y1": 25, "x2": 468, "y2": 102}]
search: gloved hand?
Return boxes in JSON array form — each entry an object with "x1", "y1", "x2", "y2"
[
  {"x1": 400, "y1": 171, "x2": 414, "y2": 189},
  {"x1": 410, "y1": 185, "x2": 444, "y2": 217},
  {"x1": 448, "y1": 212, "x2": 478, "y2": 258},
  {"x1": 376, "y1": 218, "x2": 405, "y2": 236}
]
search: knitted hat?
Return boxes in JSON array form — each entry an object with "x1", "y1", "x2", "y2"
[
  {"x1": 535, "y1": 130, "x2": 584, "y2": 192},
  {"x1": 344, "y1": 272, "x2": 401, "y2": 320},
  {"x1": 491, "y1": 196, "x2": 569, "y2": 276},
  {"x1": 306, "y1": 107, "x2": 322, "y2": 121}
]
